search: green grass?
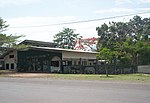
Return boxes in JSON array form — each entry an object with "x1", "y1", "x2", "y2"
[
  {"x1": 45, "y1": 73, "x2": 150, "y2": 82},
  {"x1": 0, "y1": 70, "x2": 150, "y2": 82}
]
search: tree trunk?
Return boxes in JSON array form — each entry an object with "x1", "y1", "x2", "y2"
[
  {"x1": 105, "y1": 64, "x2": 109, "y2": 77},
  {"x1": 131, "y1": 53, "x2": 138, "y2": 73}
]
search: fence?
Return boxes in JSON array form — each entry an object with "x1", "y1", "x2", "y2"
[{"x1": 62, "y1": 64, "x2": 137, "y2": 74}]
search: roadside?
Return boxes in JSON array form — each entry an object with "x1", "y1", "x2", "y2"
[
  {"x1": 0, "y1": 70, "x2": 150, "y2": 82},
  {"x1": 0, "y1": 70, "x2": 48, "y2": 78},
  {"x1": 1, "y1": 76, "x2": 150, "y2": 103}
]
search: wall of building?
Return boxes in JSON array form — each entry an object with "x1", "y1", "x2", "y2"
[
  {"x1": 3, "y1": 48, "x2": 97, "y2": 73},
  {"x1": 62, "y1": 51, "x2": 96, "y2": 59},
  {"x1": 17, "y1": 49, "x2": 62, "y2": 72},
  {"x1": 0, "y1": 58, "x2": 4, "y2": 70},
  {"x1": 4, "y1": 51, "x2": 17, "y2": 70}
]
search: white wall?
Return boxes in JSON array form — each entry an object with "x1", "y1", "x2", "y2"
[
  {"x1": 0, "y1": 58, "x2": 4, "y2": 69},
  {"x1": 138, "y1": 65, "x2": 150, "y2": 74},
  {"x1": 4, "y1": 51, "x2": 17, "y2": 70},
  {"x1": 62, "y1": 51, "x2": 96, "y2": 59}
]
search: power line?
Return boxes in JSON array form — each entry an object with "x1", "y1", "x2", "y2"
[{"x1": 9, "y1": 11, "x2": 150, "y2": 28}]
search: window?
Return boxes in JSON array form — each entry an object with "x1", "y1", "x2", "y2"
[
  {"x1": 51, "y1": 61, "x2": 59, "y2": 67},
  {"x1": 74, "y1": 61, "x2": 76, "y2": 65},
  {"x1": 78, "y1": 61, "x2": 81, "y2": 65},
  {"x1": 83, "y1": 61, "x2": 87, "y2": 66},
  {"x1": 6, "y1": 64, "x2": 9, "y2": 69},
  {"x1": 68, "y1": 61, "x2": 72, "y2": 66},
  {"x1": 11, "y1": 63, "x2": 14, "y2": 69},
  {"x1": 9, "y1": 55, "x2": 14, "y2": 58}
]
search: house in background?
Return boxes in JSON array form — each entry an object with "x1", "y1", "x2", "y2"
[
  {"x1": 2, "y1": 40, "x2": 98, "y2": 73},
  {"x1": 20, "y1": 40, "x2": 57, "y2": 47}
]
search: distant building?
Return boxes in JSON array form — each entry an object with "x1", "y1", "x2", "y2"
[{"x1": 20, "y1": 39, "x2": 57, "y2": 47}]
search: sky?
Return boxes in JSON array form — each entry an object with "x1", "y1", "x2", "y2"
[{"x1": 0, "y1": 0, "x2": 150, "y2": 42}]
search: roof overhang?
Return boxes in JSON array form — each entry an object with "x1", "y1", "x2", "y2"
[{"x1": 29, "y1": 46, "x2": 98, "y2": 54}]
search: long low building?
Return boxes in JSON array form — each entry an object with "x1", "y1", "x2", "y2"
[{"x1": 1, "y1": 40, "x2": 98, "y2": 73}]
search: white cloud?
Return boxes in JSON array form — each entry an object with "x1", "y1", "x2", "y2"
[
  {"x1": 95, "y1": 7, "x2": 150, "y2": 14},
  {"x1": 7, "y1": 16, "x2": 78, "y2": 27},
  {"x1": 115, "y1": 0, "x2": 133, "y2": 5},
  {"x1": 139, "y1": 0, "x2": 150, "y2": 3},
  {"x1": 95, "y1": 8, "x2": 134, "y2": 13},
  {"x1": 5, "y1": 16, "x2": 100, "y2": 42},
  {"x1": 4, "y1": 13, "x2": 150, "y2": 42},
  {"x1": 115, "y1": 0, "x2": 150, "y2": 5},
  {"x1": 136, "y1": 8, "x2": 150, "y2": 11},
  {"x1": 0, "y1": 0, "x2": 41, "y2": 6}
]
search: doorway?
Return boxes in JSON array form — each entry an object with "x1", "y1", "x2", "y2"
[{"x1": 51, "y1": 56, "x2": 61, "y2": 73}]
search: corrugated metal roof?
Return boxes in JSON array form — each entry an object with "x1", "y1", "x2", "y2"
[
  {"x1": 30, "y1": 46, "x2": 98, "y2": 54},
  {"x1": 20, "y1": 40, "x2": 57, "y2": 47}
]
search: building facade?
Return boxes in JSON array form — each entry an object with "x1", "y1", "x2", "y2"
[
  {"x1": 3, "y1": 47, "x2": 97, "y2": 73},
  {"x1": 2, "y1": 40, "x2": 97, "y2": 73}
]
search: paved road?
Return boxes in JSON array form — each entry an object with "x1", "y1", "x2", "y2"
[{"x1": 0, "y1": 77, "x2": 150, "y2": 103}]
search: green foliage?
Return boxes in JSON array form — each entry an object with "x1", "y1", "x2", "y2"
[
  {"x1": 2, "y1": 34, "x2": 24, "y2": 47},
  {"x1": 0, "y1": 17, "x2": 24, "y2": 54},
  {"x1": 53, "y1": 28, "x2": 79, "y2": 49},
  {"x1": 0, "y1": 34, "x2": 7, "y2": 46},
  {"x1": 96, "y1": 15, "x2": 150, "y2": 65},
  {"x1": 0, "y1": 17, "x2": 9, "y2": 32},
  {"x1": 97, "y1": 48, "x2": 113, "y2": 61}
]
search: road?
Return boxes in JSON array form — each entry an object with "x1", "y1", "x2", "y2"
[{"x1": 0, "y1": 77, "x2": 150, "y2": 103}]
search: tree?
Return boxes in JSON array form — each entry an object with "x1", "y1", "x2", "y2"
[
  {"x1": 0, "y1": 17, "x2": 9, "y2": 46},
  {"x1": 96, "y1": 23, "x2": 109, "y2": 49},
  {"x1": 96, "y1": 15, "x2": 150, "y2": 73},
  {"x1": 96, "y1": 21, "x2": 130, "y2": 65},
  {"x1": 0, "y1": 17, "x2": 24, "y2": 54},
  {"x1": 127, "y1": 16, "x2": 150, "y2": 66},
  {"x1": 53, "y1": 28, "x2": 79, "y2": 49},
  {"x1": 97, "y1": 48, "x2": 113, "y2": 77}
]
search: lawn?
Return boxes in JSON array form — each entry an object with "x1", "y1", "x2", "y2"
[
  {"x1": 46, "y1": 73, "x2": 150, "y2": 82},
  {"x1": 0, "y1": 70, "x2": 150, "y2": 82}
]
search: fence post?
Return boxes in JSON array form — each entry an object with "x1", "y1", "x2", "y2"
[
  {"x1": 95, "y1": 59, "x2": 98, "y2": 74},
  {"x1": 61, "y1": 60, "x2": 64, "y2": 73},
  {"x1": 80, "y1": 58, "x2": 82, "y2": 74}
]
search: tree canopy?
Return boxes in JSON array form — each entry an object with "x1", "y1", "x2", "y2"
[
  {"x1": 53, "y1": 28, "x2": 79, "y2": 49},
  {"x1": 0, "y1": 17, "x2": 24, "y2": 54},
  {"x1": 96, "y1": 15, "x2": 150, "y2": 66}
]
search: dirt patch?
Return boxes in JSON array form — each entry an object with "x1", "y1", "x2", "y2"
[
  {"x1": 6, "y1": 73, "x2": 49, "y2": 78},
  {"x1": 0, "y1": 70, "x2": 16, "y2": 75}
]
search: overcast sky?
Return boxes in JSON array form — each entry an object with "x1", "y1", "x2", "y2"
[{"x1": 0, "y1": 0, "x2": 150, "y2": 42}]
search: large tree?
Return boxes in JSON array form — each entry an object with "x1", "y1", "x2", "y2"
[
  {"x1": 96, "y1": 15, "x2": 150, "y2": 67},
  {"x1": 0, "y1": 17, "x2": 24, "y2": 54},
  {"x1": 53, "y1": 28, "x2": 79, "y2": 49},
  {"x1": 97, "y1": 47, "x2": 113, "y2": 77}
]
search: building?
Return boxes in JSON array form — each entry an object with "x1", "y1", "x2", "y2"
[
  {"x1": 1, "y1": 40, "x2": 98, "y2": 73},
  {"x1": 0, "y1": 57, "x2": 4, "y2": 70},
  {"x1": 20, "y1": 39, "x2": 57, "y2": 47},
  {"x1": 0, "y1": 47, "x2": 12, "y2": 70}
]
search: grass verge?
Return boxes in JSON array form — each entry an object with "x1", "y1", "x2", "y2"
[
  {"x1": 0, "y1": 70, "x2": 150, "y2": 82},
  {"x1": 46, "y1": 73, "x2": 150, "y2": 82}
]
